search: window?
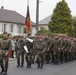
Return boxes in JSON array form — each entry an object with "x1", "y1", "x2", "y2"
[
  {"x1": 2, "y1": 24, "x2": 6, "y2": 32},
  {"x1": 9, "y1": 25, "x2": 13, "y2": 33},
  {"x1": 22, "y1": 27, "x2": 25, "y2": 34},
  {"x1": 18, "y1": 26, "x2": 21, "y2": 33},
  {"x1": 23, "y1": 28, "x2": 26, "y2": 34},
  {"x1": 40, "y1": 27, "x2": 44, "y2": 30}
]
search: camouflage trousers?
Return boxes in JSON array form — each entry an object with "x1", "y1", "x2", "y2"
[
  {"x1": 53, "y1": 51, "x2": 60, "y2": 65},
  {"x1": 0, "y1": 50, "x2": 9, "y2": 71},
  {"x1": 36, "y1": 52, "x2": 44, "y2": 69},
  {"x1": 17, "y1": 51, "x2": 25, "y2": 66},
  {"x1": 45, "y1": 51, "x2": 51, "y2": 64},
  {"x1": 25, "y1": 53, "x2": 34, "y2": 68}
]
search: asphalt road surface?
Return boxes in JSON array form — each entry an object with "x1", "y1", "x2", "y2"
[{"x1": 1, "y1": 61, "x2": 76, "y2": 75}]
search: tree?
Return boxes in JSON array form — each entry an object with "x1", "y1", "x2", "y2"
[{"x1": 49, "y1": 0, "x2": 75, "y2": 36}]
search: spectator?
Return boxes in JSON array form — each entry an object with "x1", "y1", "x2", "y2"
[{"x1": 9, "y1": 36, "x2": 15, "y2": 58}]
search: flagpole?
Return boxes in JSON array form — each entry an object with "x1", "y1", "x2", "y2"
[
  {"x1": 25, "y1": 0, "x2": 31, "y2": 35},
  {"x1": 27, "y1": 0, "x2": 29, "y2": 6},
  {"x1": 26, "y1": 0, "x2": 29, "y2": 35},
  {"x1": 25, "y1": 0, "x2": 29, "y2": 37}
]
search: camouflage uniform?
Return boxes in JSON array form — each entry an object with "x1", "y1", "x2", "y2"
[
  {"x1": 49, "y1": 38, "x2": 54, "y2": 63},
  {"x1": 17, "y1": 37, "x2": 25, "y2": 67},
  {"x1": 52, "y1": 37, "x2": 61, "y2": 65},
  {"x1": 0, "y1": 33, "x2": 11, "y2": 75},
  {"x1": 43, "y1": 37, "x2": 51, "y2": 64},
  {"x1": 32, "y1": 37, "x2": 38, "y2": 64},
  {"x1": 64, "y1": 39, "x2": 70, "y2": 62},
  {"x1": 70, "y1": 40, "x2": 75, "y2": 61},
  {"x1": 35, "y1": 37, "x2": 45, "y2": 69},
  {"x1": 25, "y1": 37, "x2": 34, "y2": 68},
  {"x1": 60, "y1": 38, "x2": 65, "y2": 64}
]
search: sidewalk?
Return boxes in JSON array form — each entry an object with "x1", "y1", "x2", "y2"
[{"x1": 9, "y1": 58, "x2": 17, "y2": 62}]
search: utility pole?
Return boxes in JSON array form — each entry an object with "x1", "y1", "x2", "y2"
[
  {"x1": 36, "y1": 0, "x2": 43, "y2": 33},
  {"x1": 36, "y1": 0, "x2": 39, "y2": 33}
]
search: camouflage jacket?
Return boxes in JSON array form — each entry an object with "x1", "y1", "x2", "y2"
[
  {"x1": 0, "y1": 37, "x2": 12, "y2": 51},
  {"x1": 17, "y1": 40, "x2": 25, "y2": 52}
]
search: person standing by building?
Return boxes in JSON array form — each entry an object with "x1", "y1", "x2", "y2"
[{"x1": 9, "y1": 36, "x2": 15, "y2": 58}]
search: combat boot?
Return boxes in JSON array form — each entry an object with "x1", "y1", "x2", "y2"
[
  {"x1": 0, "y1": 65, "x2": 4, "y2": 74},
  {"x1": 3, "y1": 72, "x2": 7, "y2": 75},
  {"x1": 37, "y1": 64, "x2": 40, "y2": 69},
  {"x1": 17, "y1": 64, "x2": 20, "y2": 67},
  {"x1": 0, "y1": 69, "x2": 4, "y2": 74},
  {"x1": 37, "y1": 62, "x2": 40, "y2": 69},
  {"x1": 3, "y1": 69, "x2": 7, "y2": 75},
  {"x1": 20, "y1": 65, "x2": 23, "y2": 67},
  {"x1": 40, "y1": 64, "x2": 43, "y2": 69},
  {"x1": 37, "y1": 66, "x2": 40, "y2": 69}
]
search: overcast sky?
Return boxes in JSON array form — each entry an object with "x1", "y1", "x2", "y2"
[{"x1": 0, "y1": 0, "x2": 76, "y2": 23}]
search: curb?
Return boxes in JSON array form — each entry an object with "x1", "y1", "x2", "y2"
[{"x1": 9, "y1": 58, "x2": 17, "y2": 62}]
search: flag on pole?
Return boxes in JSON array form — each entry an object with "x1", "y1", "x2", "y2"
[{"x1": 25, "y1": 0, "x2": 31, "y2": 34}]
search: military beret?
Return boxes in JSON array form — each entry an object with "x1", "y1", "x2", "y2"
[
  {"x1": 19, "y1": 36, "x2": 23, "y2": 38},
  {"x1": 3, "y1": 31, "x2": 7, "y2": 34}
]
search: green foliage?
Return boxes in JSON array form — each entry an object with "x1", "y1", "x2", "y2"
[
  {"x1": 49, "y1": 0, "x2": 75, "y2": 36},
  {"x1": 0, "y1": 33, "x2": 12, "y2": 38},
  {"x1": 0, "y1": 34, "x2": 3, "y2": 38},
  {"x1": 38, "y1": 27, "x2": 52, "y2": 35}
]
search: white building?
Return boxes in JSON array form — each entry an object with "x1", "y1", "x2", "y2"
[
  {"x1": 39, "y1": 15, "x2": 51, "y2": 30},
  {"x1": 0, "y1": 7, "x2": 35, "y2": 36},
  {"x1": 31, "y1": 15, "x2": 51, "y2": 36}
]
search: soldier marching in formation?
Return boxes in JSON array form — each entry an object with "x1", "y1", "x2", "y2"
[
  {"x1": 25, "y1": 34, "x2": 34, "y2": 68},
  {"x1": 1, "y1": 31, "x2": 76, "y2": 74},
  {"x1": 16, "y1": 36, "x2": 25, "y2": 67},
  {"x1": 32, "y1": 33, "x2": 76, "y2": 66},
  {"x1": 0, "y1": 31, "x2": 12, "y2": 75},
  {"x1": 35, "y1": 35, "x2": 45, "y2": 69}
]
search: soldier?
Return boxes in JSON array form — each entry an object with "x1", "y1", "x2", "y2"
[
  {"x1": 0, "y1": 31, "x2": 12, "y2": 75},
  {"x1": 60, "y1": 36, "x2": 65, "y2": 64},
  {"x1": 43, "y1": 34, "x2": 51, "y2": 64},
  {"x1": 17, "y1": 36, "x2": 25, "y2": 67},
  {"x1": 25, "y1": 34, "x2": 34, "y2": 68},
  {"x1": 64, "y1": 37, "x2": 70, "y2": 62},
  {"x1": 52, "y1": 35, "x2": 61, "y2": 65},
  {"x1": 69, "y1": 38, "x2": 75, "y2": 61},
  {"x1": 35, "y1": 35, "x2": 45, "y2": 69}
]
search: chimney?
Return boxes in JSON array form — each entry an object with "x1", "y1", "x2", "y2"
[{"x1": 1, "y1": 6, "x2": 4, "y2": 9}]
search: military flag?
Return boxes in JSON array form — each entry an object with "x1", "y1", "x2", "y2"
[{"x1": 25, "y1": 0, "x2": 31, "y2": 34}]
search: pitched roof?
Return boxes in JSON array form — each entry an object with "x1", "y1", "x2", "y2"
[
  {"x1": 0, "y1": 8, "x2": 35, "y2": 25},
  {"x1": 39, "y1": 15, "x2": 51, "y2": 24}
]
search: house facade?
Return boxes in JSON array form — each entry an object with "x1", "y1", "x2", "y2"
[
  {"x1": 0, "y1": 7, "x2": 51, "y2": 36},
  {"x1": 0, "y1": 22, "x2": 25, "y2": 35},
  {"x1": 0, "y1": 7, "x2": 35, "y2": 36},
  {"x1": 30, "y1": 15, "x2": 51, "y2": 36},
  {"x1": 38, "y1": 15, "x2": 51, "y2": 31}
]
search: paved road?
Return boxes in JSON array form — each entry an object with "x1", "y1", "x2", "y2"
[{"x1": 1, "y1": 61, "x2": 76, "y2": 75}]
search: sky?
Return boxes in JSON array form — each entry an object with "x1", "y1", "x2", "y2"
[{"x1": 0, "y1": 0, "x2": 76, "y2": 23}]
